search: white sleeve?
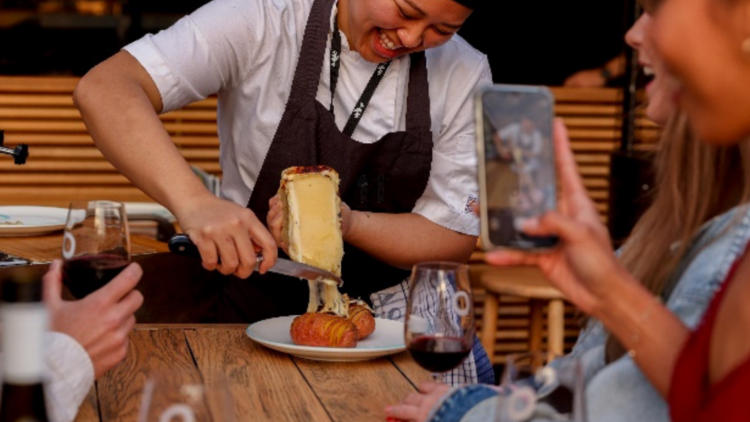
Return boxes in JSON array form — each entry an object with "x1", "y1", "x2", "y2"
[
  {"x1": 43, "y1": 332, "x2": 95, "y2": 422},
  {"x1": 123, "y1": 0, "x2": 302, "y2": 113},
  {"x1": 412, "y1": 54, "x2": 492, "y2": 236}
]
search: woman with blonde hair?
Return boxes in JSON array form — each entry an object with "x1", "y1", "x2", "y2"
[{"x1": 385, "y1": 0, "x2": 750, "y2": 419}]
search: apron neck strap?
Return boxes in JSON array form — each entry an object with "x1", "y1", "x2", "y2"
[
  {"x1": 405, "y1": 51, "x2": 431, "y2": 132},
  {"x1": 288, "y1": 0, "x2": 336, "y2": 106}
]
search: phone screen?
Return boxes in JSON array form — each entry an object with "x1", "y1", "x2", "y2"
[{"x1": 478, "y1": 86, "x2": 558, "y2": 250}]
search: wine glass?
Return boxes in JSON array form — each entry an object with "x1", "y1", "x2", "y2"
[
  {"x1": 61, "y1": 200, "x2": 130, "y2": 299},
  {"x1": 138, "y1": 370, "x2": 236, "y2": 422},
  {"x1": 496, "y1": 352, "x2": 587, "y2": 422},
  {"x1": 405, "y1": 262, "x2": 475, "y2": 382}
]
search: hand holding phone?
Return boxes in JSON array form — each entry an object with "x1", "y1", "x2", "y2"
[{"x1": 475, "y1": 85, "x2": 558, "y2": 251}]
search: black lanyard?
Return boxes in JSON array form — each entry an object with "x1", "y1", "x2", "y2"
[{"x1": 329, "y1": 13, "x2": 391, "y2": 137}]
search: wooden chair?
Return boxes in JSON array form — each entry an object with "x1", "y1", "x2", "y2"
[{"x1": 480, "y1": 266, "x2": 567, "y2": 363}]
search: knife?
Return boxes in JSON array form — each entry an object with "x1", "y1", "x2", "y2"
[{"x1": 167, "y1": 234, "x2": 343, "y2": 287}]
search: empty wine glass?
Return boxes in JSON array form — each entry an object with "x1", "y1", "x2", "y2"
[
  {"x1": 138, "y1": 370, "x2": 235, "y2": 422},
  {"x1": 61, "y1": 200, "x2": 130, "y2": 299},
  {"x1": 405, "y1": 262, "x2": 475, "y2": 382},
  {"x1": 496, "y1": 352, "x2": 586, "y2": 422}
]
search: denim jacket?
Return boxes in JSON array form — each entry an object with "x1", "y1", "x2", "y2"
[{"x1": 428, "y1": 204, "x2": 750, "y2": 422}]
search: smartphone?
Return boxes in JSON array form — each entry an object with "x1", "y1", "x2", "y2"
[{"x1": 475, "y1": 85, "x2": 558, "y2": 251}]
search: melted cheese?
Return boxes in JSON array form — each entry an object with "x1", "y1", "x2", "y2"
[{"x1": 280, "y1": 167, "x2": 347, "y2": 316}]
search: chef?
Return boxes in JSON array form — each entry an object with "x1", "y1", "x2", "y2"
[{"x1": 74, "y1": 0, "x2": 493, "y2": 384}]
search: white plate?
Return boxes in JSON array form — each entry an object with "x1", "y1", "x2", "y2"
[
  {"x1": 246, "y1": 316, "x2": 406, "y2": 362},
  {"x1": 0, "y1": 206, "x2": 74, "y2": 236}
]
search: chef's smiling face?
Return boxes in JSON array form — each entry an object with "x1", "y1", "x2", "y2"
[{"x1": 337, "y1": 0, "x2": 472, "y2": 63}]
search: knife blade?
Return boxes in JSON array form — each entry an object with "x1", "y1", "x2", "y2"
[{"x1": 167, "y1": 234, "x2": 343, "y2": 287}]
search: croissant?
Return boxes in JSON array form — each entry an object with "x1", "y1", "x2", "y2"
[
  {"x1": 347, "y1": 304, "x2": 376, "y2": 340},
  {"x1": 290, "y1": 312, "x2": 358, "y2": 348}
]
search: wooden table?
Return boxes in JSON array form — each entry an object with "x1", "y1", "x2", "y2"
[
  {"x1": 0, "y1": 233, "x2": 168, "y2": 263},
  {"x1": 74, "y1": 325, "x2": 431, "y2": 422}
]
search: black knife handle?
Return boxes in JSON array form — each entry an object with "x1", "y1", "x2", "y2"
[
  {"x1": 168, "y1": 234, "x2": 203, "y2": 260},
  {"x1": 168, "y1": 234, "x2": 264, "y2": 266}
]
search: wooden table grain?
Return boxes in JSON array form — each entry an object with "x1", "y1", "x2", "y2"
[
  {"x1": 0, "y1": 233, "x2": 168, "y2": 263},
  {"x1": 75, "y1": 325, "x2": 432, "y2": 422}
]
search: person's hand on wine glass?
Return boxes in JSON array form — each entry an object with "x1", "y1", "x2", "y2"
[
  {"x1": 44, "y1": 259, "x2": 144, "y2": 379},
  {"x1": 175, "y1": 193, "x2": 277, "y2": 278},
  {"x1": 384, "y1": 381, "x2": 452, "y2": 422},
  {"x1": 485, "y1": 119, "x2": 633, "y2": 316}
]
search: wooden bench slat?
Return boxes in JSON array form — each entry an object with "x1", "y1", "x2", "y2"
[
  {"x1": 0, "y1": 174, "x2": 132, "y2": 185},
  {"x1": 554, "y1": 104, "x2": 621, "y2": 115},
  {"x1": 0, "y1": 107, "x2": 217, "y2": 122},
  {"x1": 0, "y1": 77, "x2": 79, "y2": 93},
  {"x1": 550, "y1": 87, "x2": 622, "y2": 102},
  {"x1": 0, "y1": 160, "x2": 222, "y2": 172},
  {"x1": 561, "y1": 117, "x2": 622, "y2": 128},
  {"x1": 20, "y1": 146, "x2": 220, "y2": 160},
  {"x1": 0, "y1": 94, "x2": 74, "y2": 107},
  {"x1": 4, "y1": 133, "x2": 220, "y2": 147},
  {"x1": 574, "y1": 154, "x2": 612, "y2": 164},
  {"x1": 0, "y1": 120, "x2": 218, "y2": 134}
]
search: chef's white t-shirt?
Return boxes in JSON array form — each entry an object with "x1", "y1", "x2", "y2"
[{"x1": 124, "y1": 0, "x2": 491, "y2": 236}]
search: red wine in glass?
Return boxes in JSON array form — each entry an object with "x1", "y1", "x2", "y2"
[
  {"x1": 407, "y1": 335, "x2": 472, "y2": 373},
  {"x1": 62, "y1": 252, "x2": 129, "y2": 299}
]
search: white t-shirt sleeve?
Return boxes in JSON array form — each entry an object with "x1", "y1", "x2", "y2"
[
  {"x1": 123, "y1": 0, "x2": 302, "y2": 113},
  {"x1": 412, "y1": 52, "x2": 492, "y2": 236},
  {"x1": 43, "y1": 332, "x2": 95, "y2": 422}
]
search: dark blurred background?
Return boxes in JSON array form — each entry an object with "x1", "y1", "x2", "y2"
[
  {"x1": 460, "y1": 1, "x2": 628, "y2": 85},
  {"x1": 0, "y1": 0, "x2": 205, "y2": 75},
  {"x1": 0, "y1": 0, "x2": 628, "y2": 83}
]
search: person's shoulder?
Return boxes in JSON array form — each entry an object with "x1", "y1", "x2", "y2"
[
  {"x1": 426, "y1": 34, "x2": 489, "y2": 76},
  {"x1": 261, "y1": 0, "x2": 314, "y2": 14},
  {"x1": 198, "y1": 0, "x2": 313, "y2": 23}
]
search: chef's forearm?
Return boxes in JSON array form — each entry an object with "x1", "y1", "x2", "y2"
[
  {"x1": 345, "y1": 211, "x2": 476, "y2": 269},
  {"x1": 74, "y1": 51, "x2": 211, "y2": 213}
]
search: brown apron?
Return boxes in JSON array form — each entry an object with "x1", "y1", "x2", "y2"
[{"x1": 215, "y1": 0, "x2": 434, "y2": 322}]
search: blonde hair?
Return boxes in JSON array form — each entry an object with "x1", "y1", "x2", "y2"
[{"x1": 605, "y1": 111, "x2": 750, "y2": 361}]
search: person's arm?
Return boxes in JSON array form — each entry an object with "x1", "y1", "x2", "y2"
[
  {"x1": 344, "y1": 209, "x2": 477, "y2": 269},
  {"x1": 73, "y1": 51, "x2": 207, "y2": 224},
  {"x1": 73, "y1": 28, "x2": 277, "y2": 277},
  {"x1": 485, "y1": 120, "x2": 688, "y2": 397},
  {"x1": 563, "y1": 53, "x2": 626, "y2": 88},
  {"x1": 43, "y1": 332, "x2": 95, "y2": 422}
]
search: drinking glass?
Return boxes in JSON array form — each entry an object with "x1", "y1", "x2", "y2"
[
  {"x1": 138, "y1": 370, "x2": 236, "y2": 422},
  {"x1": 496, "y1": 352, "x2": 586, "y2": 422},
  {"x1": 61, "y1": 200, "x2": 130, "y2": 299},
  {"x1": 405, "y1": 262, "x2": 475, "y2": 382}
]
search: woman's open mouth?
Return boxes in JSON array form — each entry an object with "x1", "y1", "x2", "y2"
[
  {"x1": 644, "y1": 66, "x2": 656, "y2": 85},
  {"x1": 373, "y1": 29, "x2": 404, "y2": 60}
]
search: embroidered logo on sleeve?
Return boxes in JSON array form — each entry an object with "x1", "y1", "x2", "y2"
[{"x1": 464, "y1": 194, "x2": 478, "y2": 215}]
